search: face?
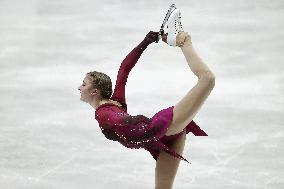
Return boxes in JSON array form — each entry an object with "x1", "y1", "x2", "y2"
[{"x1": 78, "y1": 76, "x2": 98, "y2": 103}]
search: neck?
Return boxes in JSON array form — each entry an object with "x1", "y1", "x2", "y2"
[{"x1": 89, "y1": 98, "x2": 110, "y2": 110}]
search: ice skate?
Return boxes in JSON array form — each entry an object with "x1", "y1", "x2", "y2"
[
  {"x1": 161, "y1": 8, "x2": 184, "y2": 46},
  {"x1": 156, "y1": 4, "x2": 177, "y2": 43}
]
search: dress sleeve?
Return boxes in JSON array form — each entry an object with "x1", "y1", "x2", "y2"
[{"x1": 111, "y1": 40, "x2": 149, "y2": 111}]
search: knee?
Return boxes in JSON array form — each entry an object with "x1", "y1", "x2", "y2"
[
  {"x1": 200, "y1": 69, "x2": 215, "y2": 79},
  {"x1": 199, "y1": 71, "x2": 215, "y2": 87}
]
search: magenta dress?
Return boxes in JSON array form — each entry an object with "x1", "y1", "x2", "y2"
[{"x1": 95, "y1": 39, "x2": 207, "y2": 163}]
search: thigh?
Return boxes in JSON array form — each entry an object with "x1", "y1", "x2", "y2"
[
  {"x1": 166, "y1": 78, "x2": 214, "y2": 136},
  {"x1": 155, "y1": 130, "x2": 187, "y2": 189}
]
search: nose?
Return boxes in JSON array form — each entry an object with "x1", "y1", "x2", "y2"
[{"x1": 78, "y1": 86, "x2": 81, "y2": 91}]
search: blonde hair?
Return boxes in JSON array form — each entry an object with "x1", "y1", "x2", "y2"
[{"x1": 86, "y1": 71, "x2": 113, "y2": 99}]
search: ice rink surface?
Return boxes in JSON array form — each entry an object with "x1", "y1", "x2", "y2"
[{"x1": 0, "y1": 0, "x2": 283, "y2": 188}]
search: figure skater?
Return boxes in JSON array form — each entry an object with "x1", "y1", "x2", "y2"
[{"x1": 78, "y1": 4, "x2": 215, "y2": 189}]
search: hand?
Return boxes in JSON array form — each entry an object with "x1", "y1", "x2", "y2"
[{"x1": 143, "y1": 31, "x2": 159, "y2": 45}]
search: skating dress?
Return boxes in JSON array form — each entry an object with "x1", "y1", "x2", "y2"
[{"x1": 95, "y1": 39, "x2": 207, "y2": 163}]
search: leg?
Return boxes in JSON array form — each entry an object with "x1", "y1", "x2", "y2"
[
  {"x1": 155, "y1": 130, "x2": 186, "y2": 189},
  {"x1": 165, "y1": 32, "x2": 215, "y2": 136}
]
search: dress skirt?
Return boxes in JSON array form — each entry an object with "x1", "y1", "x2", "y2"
[{"x1": 144, "y1": 105, "x2": 207, "y2": 162}]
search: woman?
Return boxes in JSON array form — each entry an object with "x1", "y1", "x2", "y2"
[{"x1": 78, "y1": 5, "x2": 215, "y2": 189}]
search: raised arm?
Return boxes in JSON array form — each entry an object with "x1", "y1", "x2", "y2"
[{"x1": 111, "y1": 31, "x2": 159, "y2": 110}]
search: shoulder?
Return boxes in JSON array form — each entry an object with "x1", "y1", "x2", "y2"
[{"x1": 95, "y1": 107, "x2": 112, "y2": 120}]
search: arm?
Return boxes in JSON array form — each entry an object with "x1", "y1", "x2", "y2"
[{"x1": 111, "y1": 31, "x2": 159, "y2": 110}]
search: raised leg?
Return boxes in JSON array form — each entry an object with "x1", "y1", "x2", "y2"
[
  {"x1": 164, "y1": 32, "x2": 215, "y2": 136},
  {"x1": 155, "y1": 130, "x2": 186, "y2": 189}
]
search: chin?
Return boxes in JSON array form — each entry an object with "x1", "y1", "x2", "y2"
[{"x1": 80, "y1": 98, "x2": 89, "y2": 103}]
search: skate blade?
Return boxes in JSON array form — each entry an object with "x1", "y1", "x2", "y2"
[{"x1": 156, "y1": 4, "x2": 176, "y2": 43}]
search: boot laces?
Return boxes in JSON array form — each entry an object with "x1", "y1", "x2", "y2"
[{"x1": 174, "y1": 12, "x2": 183, "y2": 34}]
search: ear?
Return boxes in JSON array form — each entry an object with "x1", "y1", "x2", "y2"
[{"x1": 91, "y1": 88, "x2": 99, "y2": 95}]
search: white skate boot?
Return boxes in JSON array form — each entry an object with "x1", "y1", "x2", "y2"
[
  {"x1": 156, "y1": 4, "x2": 176, "y2": 43},
  {"x1": 161, "y1": 7, "x2": 184, "y2": 46},
  {"x1": 157, "y1": 4, "x2": 177, "y2": 42}
]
